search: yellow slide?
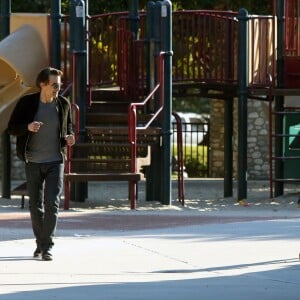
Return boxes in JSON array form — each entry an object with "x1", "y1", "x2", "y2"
[{"x1": 0, "y1": 17, "x2": 49, "y2": 134}]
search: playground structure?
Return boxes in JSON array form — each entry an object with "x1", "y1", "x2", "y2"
[
  {"x1": 0, "y1": 15, "x2": 49, "y2": 134},
  {"x1": 1, "y1": 0, "x2": 300, "y2": 208}
]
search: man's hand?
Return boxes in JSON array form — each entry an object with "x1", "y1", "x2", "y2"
[
  {"x1": 65, "y1": 135, "x2": 75, "y2": 146},
  {"x1": 28, "y1": 121, "x2": 43, "y2": 132}
]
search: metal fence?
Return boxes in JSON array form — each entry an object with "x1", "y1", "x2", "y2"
[{"x1": 172, "y1": 120, "x2": 210, "y2": 178}]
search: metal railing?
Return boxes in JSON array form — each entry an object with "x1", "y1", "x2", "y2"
[
  {"x1": 57, "y1": 10, "x2": 279, "y2": 106},
  {"x1": 64, "y1": 102, "x2": 80, "y2": 210},
  {"x1": 61, "y1": 15, "x2": 71, "y2": 83},
  {"x1": 172, "y1": 120, "x2": 209, "y2": 178},
  {"x1": 88, "y1": 12, "x2": 128, "y2": 86},
  {"x1": 129, "y1": 52, "x2": 165, "y2": 167},
  {"x1": 172, "y1": 112, "x2": 185, "y2": 205},
  {"x1": 172, "y1": 10, "x2": 238, "y2": 84},
  {"x1": 82, "y1": 10, "x2": 276, "y2": 100},
  {"x1": 60, "y1": 80, "x2": 80, "y2": 210},
  {"x1": 285, "y1": 0, "x2": 300, "y2": 56},
  {"x1": 128, "y1": 52, "x2": 165, "y2": 208}
]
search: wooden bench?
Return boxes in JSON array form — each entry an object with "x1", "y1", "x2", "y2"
[{"x1": 11, "y1": 182, "x2": 28, "y2": 209}]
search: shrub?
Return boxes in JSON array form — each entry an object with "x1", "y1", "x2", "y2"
[{"x1": 184, "y1": 156, "x2": 207, "y2": 177}]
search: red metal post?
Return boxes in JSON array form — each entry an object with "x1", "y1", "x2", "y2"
[
  {"x1": 128, "y1": 52, "x2": 166, "y2": 209},
  {"x1": 128, "y1": 104, "x2": 137, "y2": 209},
  {"x1": 172, "y1": 112, "x2": 185, "y2": 205},
  {"x1": 64, "y1": 104, "x2": 80, "y2": 210}
]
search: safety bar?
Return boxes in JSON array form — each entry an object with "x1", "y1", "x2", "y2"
[
  {"x1": 127, "y1": 52, "x2": 165, "y2": 209},
  {"x1": 64, "y1": 103, "x2": 80, "y2": 210},
  {"x1": 172, "y1": 112, "x2": 185, "y2": 205},
  {"x1": 128, "y1": 52, "x2": 165, "y2": 174}
]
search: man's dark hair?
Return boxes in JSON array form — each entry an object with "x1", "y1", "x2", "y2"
[{"x1": 36, "y1": 67, "x2": 63, "y2": 88}]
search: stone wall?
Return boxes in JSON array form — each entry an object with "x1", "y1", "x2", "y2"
[
  {"x1": 209, "y1": 98, "x2": 269, "y2": 179},
  {"x1": 209, "y1": 100, "x2": 226, "y2": 177},
  {"x1": 247, "y1": 99, "x2": 269, "y2": 179}
]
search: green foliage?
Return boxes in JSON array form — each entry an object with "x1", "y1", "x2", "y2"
[
  {"x1": 184, "y1": 145, "x2": 208, "y2": 177},
  {"x1": 11, "y1": 0, "x2": 50, "y2": 13},
  {"x1": 11, "y1": 0, "x2": 272, "y2": 15},
  {"x1": 185, "y1": 156, "x2": 207, "y2": 177},
  {"x1": 173, "y1": 145, "x2": 208, "y2": 177},
  {"x1": 178, "y1": 0, "x2": 271, "y2": 14}
]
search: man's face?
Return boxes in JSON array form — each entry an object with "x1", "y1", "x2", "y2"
[{"x1": 42, "y1": 75, "x2": 62, "y2": 98}]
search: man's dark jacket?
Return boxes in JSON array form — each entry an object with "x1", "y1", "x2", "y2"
[{"x1": 7, "y1": 92, "x2": 74, "y2": 162}]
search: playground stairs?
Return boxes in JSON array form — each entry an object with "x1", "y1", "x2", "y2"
[{"x1": 65, "y1": 88, "x2": 161, "y2": 208}]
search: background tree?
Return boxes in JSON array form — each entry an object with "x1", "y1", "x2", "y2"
[{"x1": 11, "y1": 0, "x2": 272, "y2": 15}]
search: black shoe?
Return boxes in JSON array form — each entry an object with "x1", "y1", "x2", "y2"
[
  {"x1": 33, "y1": 248, "x2": 42, "y2": 258},
  {"x1": 42, "y1": 250, "x2": 53, "y2": 261}
]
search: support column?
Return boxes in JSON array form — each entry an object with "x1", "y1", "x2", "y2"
[
  {"x1": 145, "y1": 1, "x2": 161, "y2": 202},
  {"x1": 274, "y1": 0, "x2": 285, "y2": 196},
  {"x1": 223, "y1": 18, "x2": 235, "y2": 197},
  {"x1": 237, "y1": 8, "x2": 249, "y2": 201},
  {"x1": 224, "y1": 98, "x2": 233, "y2": 197},
  {"x1": 50, "y1": 0, "x2": 61, "y2": 69},
  {"x1": 70, "y1": 0, "x2": 87, "y2": 202},
  {"x1": 160, "y1": 0, "x2": 172, "y2": 205},
  {"x1": 128, "y1": 0, "x2": 139, "y2": 38}
]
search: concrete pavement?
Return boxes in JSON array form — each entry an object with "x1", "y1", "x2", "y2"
[
  {"x1": 0, "y1": 218, "x2": 299, "y2": 300},
  {"x1": 0, "y1": 180, "x2": 300, "y2": 299}
]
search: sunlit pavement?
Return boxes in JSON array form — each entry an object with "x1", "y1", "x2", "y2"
[
  {"x1": 0, "y1": 180, "x2": 300, "y2": 299},
  {"x1": 0, "y1": 218, "x2": 299, "y2": 300}
]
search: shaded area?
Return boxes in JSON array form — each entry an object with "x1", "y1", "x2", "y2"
[{"x1": 0, "y1": 211, "x2": 292, "y2": 231}]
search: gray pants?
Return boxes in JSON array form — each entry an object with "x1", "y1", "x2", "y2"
[{"x1": 25, "y1": 162, "x2": 64, "y2": 251}]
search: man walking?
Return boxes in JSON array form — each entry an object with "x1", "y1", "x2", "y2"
[{"x1": 8, "y1": 67, "x2": 75, "y2": 261}]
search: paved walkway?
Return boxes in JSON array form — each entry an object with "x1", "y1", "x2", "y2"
[{"x1": 0, "y1": 180, "x2": 299, "y2": 299}]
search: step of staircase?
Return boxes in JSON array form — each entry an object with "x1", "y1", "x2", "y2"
[
  {"x1": 86, "y1": 112, "x2": 154, "y2": 126},
  {"x1": 65, "y1": 89, "x2": 161, "y2": 209},
  {"x1": 65, "y1": 172, "x2": 141, "y2": 182},
  {"x1": 85, "y1": 126, "x2": 161, "y2": 144},
  {"x1": 72, "y1": 143, "x2": 150, "y2": 157},
  {"x1": 88, "y1": 101, "x2": 130, "y2": 113}
]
